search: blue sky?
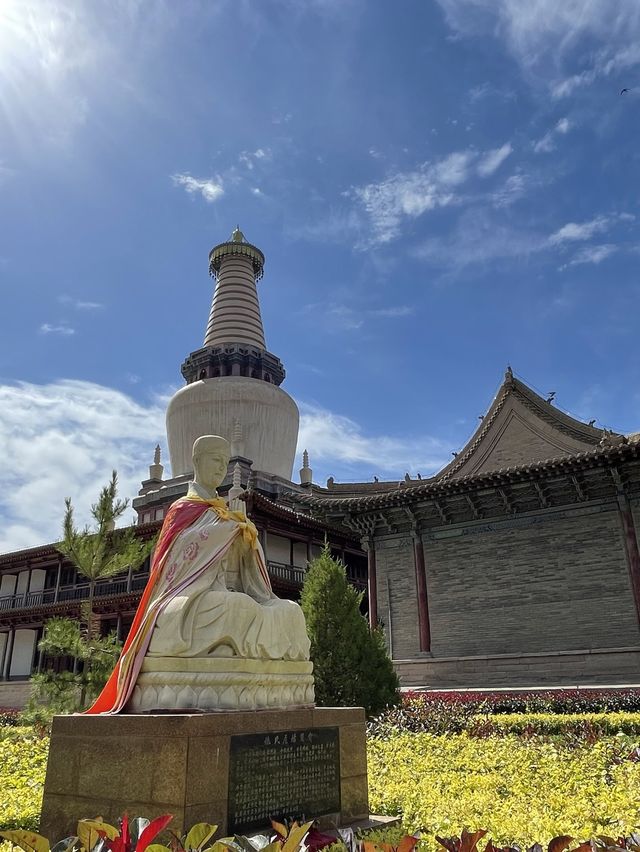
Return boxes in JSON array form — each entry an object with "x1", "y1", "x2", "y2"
[{"x1": 1, "y1": 0, "x2": 640, "y2": 550}]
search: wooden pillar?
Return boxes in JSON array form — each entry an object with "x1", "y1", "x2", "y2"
[
  {"x1": 617, "y1": 495, "x2": 640, "y2": 628},
  {"x1": 3, "y1": 627, "x2": 15, "y2": 680},
  {"x1": 22, "y1": 563, "x2": 33, "y2": 607},
  {"x1": 366, "y1": 538, "x2": 378, "y2": 631},
  {"x1": 54, "y1": 556, "x2": 63, "y2": 603},
  {"x1": 126, "y1": 566, "x2": 133, "y2": 593},
  {"x1": 36, "y1": 627, "x2": 45, "y2": 673},
  {"x1": 116, "y1": 613, "x2": 123, "y2": 642},
  {"x1": 0, "y1": 632, "x2": 8, "y2": 680},
  {"x1": 30, "y1": 628, "x2": 41, "y2": 675},
  {"x1": 289, "y1": 539, "x2": 294, "y2": 568},
  {"x1": 413, "y1": 533, "x2": 431, "y2": 652}
]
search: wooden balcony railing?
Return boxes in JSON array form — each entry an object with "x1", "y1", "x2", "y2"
[{"x1": 0, "y1": 562, "x2": 366, "y2": 613}]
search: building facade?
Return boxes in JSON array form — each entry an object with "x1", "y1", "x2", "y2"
[{"x1": 292, "y1": 369, "x2": 640, "y2": 688}]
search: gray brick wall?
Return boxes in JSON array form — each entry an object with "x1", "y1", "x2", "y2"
[{"x1": 375, "y1": 506, "x2": 640, "y2": 662}]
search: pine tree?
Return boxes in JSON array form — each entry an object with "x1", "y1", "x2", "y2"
[
  {"x1": 59, "y1": 471, "x2": 152, "y2": 641},
  {"x1": 300, "y1": 545, "x2": 399, "y2": 716},
  {"x1": 24, "y1": 472, "x2": 155, "y2": 721}
]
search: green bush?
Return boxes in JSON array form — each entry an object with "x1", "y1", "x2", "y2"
[
  {"x1": 369, "y1": 698, "x2": 640, "y2": 741},
  {"x1": 301, "y1": 546, "x2": 399, "y2": 716}
]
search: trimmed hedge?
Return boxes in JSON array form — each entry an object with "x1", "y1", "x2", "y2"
[{"x1": 403, "y1": 688, "x2": 640, "y2": 714}]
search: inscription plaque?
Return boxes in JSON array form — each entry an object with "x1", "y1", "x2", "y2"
[{"x1": 228, "y1": 726, "x2": 341, "y2": 834}]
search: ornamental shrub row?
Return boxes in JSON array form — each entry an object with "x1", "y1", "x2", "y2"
[
  {"x1": 369, "y1": 706, "x2": 640, "y2": 740},
  {"x1": 402, "y1": 688, "x2": 640, "y2": 714}
]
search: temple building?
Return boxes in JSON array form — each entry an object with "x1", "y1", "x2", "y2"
[
  {"x1": 1, "y1": 229, "x2": 639, "y2": 706},
  {"x1": 290, "y1": 368, "x2": 640, "y2": 688}
]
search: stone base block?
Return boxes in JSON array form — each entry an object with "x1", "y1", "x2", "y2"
[
  {"x1": 40, "y1": 708, "x2": 368, "y2": 842},
  {"x1": 127, "y1": 658, "x2": 315, "y2": 712},
  {"x1": 394, "y1": 645, "x2": 640, "y2": 689}
]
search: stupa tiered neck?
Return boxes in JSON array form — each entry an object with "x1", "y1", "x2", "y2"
[{"x1": 181, "y1": 227, "x2": 285, "y2": 387}]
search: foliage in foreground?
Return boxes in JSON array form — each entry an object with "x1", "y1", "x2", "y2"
[
  {"x1": 0, "y1": 816, "x2": 360, "y2": 852},
  {"x1": 368, "y1": 706, "x2": 640, "y2": 740},
  {"x1": 300, "y1": 546, "x2": 399, "y2": 716},
  {"x1": 0, "y1": 727, "x2": 48, "y2": 831},
  {"x1": 367, "y1": 731, "x2": 640, "y2": 852},
  {"x1": 3, "y1": 723, "x2": 640, "y2": 851},
  {"x1": 402, "y1": 690, "x2": 640, "y2": 715}
]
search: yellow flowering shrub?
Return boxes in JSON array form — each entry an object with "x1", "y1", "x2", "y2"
[
  {"x1": 368, "y1": 732, "x2": 640, "y2": 851},
  {"x1": 0, "y1": 728, "x2": 48, "y2": 832}
]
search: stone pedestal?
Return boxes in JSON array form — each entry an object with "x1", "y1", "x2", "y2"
[
  {"x1": 127, "y1": 658, "x2": 315, "y2": 712},
  {"x1": 40, "y1": 708, "x2": 368, "y2": 841}
]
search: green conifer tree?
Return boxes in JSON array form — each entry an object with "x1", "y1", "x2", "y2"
[
  {"x1": 24, "y1": 472, "x2": 155, "y2": 721},
  {"x1": 300, "y1": 545, "x2": 399, "y2": 716}
]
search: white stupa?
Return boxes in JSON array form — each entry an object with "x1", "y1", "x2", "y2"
[{"x1": 165, "y1": 227, "x2": 299, "y2": 481}]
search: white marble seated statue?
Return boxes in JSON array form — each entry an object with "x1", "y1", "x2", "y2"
[{"x1": 88, "y1": 436, "x2": 312, "y2": 714}]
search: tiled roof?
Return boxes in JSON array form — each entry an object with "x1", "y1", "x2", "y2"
[{"x1": 292, "y1": 440, "x2": 640, "y2": 512}]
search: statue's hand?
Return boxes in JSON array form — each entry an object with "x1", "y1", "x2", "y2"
[{"x1": 228, "y1": 492, "x2": 247, "y2": 516}]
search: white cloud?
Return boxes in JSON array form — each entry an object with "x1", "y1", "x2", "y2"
[
  {"x1": 369, "y1": 306, "x2": 413, "y2": 318},
  {"x1": 39, "y1": 323, "x2": 75, "y2": 336},
  {"x1": 567, "y1": 243, "x2": 617, "y2": 266},
  {"x1": 548, "y1": 216, "x2": 609, "y2": 245},
  {"x1": 351, "y1": 146, "x2": 517, "y2": 245},
  {"x1": 492, "y1": 172, "x2": 528, "y2": 207},
  {"x1": 533, "y1": 117, "x2": 572, "y2": 153},
  {"x1": 59, "y1": 295, "x2": 103, "y2": 310},
  {"x1": 436, "y1": 0, "x2": 640, "y2": 93},
  {"x1": 239, "y1": 148, "x2": 272, "y2": 170},
  {"x1": 301, "y1": 302, "x2": 414, "y2": 331},
  {"x1": 171, "y1": 173, "x2": 224, "y2": 203},
  {"x1": 297, "y1": 402, "x2": 448, "y2": 482},
  {"x1": 415, "y1": 209, "x2": 546, "y2": 271},
  {"x1": 0, "y1": 379, "x2": 449, "y2": 551},
  {"x1": 431, "y1": 151, "x2": 475, "y2": 186},
  {"x1": 0, "y1": 380, "x2": 166, "y2": 552},
  {"x1": 477, "y1": 143, "x2": 512, "y2": 176}
]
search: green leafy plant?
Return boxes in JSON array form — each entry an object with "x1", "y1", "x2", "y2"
[
  {"x1": 23, "y1": 472, "x2": 155, "y2": 720},
  {"x1": 300, "y1": 544, "x2": 399, "y2": 716}
]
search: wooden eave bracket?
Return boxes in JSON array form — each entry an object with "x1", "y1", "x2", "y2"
[
  {"x1": 497, "y1": 486, "x2": 515, "y2": 514},
  {"x1": 533, "y1": 481, "x2": 549, "y2": 509}
]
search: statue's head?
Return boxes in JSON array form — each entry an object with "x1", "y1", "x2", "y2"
[{"x1": 192, "y1": 435, "x2": 231, "y2": 491}]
